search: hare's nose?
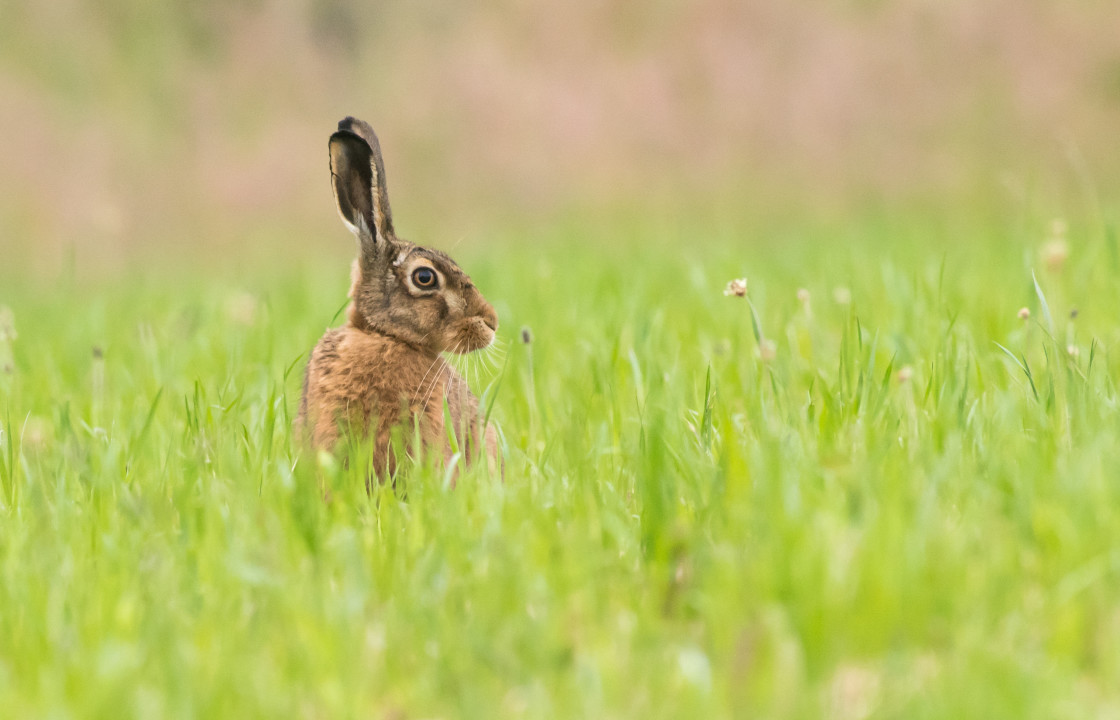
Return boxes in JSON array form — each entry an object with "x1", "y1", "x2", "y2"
[{"x1": 480, "y1": 306, "x2": 498, "y2": 332}]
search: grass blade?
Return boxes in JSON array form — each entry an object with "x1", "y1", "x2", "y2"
[{"x1": 994, "y1": 341, "x2": 1039, "y2": 401}]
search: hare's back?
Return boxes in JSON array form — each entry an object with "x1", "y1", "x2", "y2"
[{"x1": 298, "y1": 328, "x2": 345, "y2": 434}]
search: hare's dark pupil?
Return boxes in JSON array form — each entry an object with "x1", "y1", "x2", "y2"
[{"x1": 414, "y1": 268, "x2": 435, "y2": 287}]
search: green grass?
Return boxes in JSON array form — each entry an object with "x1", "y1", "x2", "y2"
[{"x1": 3, "y1": 211, "x2": 1120, "y2": 719}]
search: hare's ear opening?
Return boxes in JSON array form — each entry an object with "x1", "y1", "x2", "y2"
[
  {"x1": 329, "y1": 131, "x2": 394, "y2": 261},
  {"x1": 329, "y1": 131, "x2": 376, "y2": 244},
  {"x1": 328, "y1": 118, "x2": 395, "y2": 256},
  {"x1": 337, "y1": 118, "x2": 395, "y2": 241}
]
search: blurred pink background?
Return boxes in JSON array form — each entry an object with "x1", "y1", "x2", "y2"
[{"x1": 2, "y1": 1, "x2": 1119, "y2": 270}]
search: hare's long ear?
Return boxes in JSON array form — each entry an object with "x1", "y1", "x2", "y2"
[{"x1": 328, "y1": 119, "x2": 395, "y2": 259}]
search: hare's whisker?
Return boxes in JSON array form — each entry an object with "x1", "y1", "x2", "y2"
[
  {"x1": 486, "y1": 344, "x2": 506, "y2": 366},
  {"x1": 422, "y1": 341, "x2": 461, "y2": 412},
  {"x1": 482, "y1": 348, "x2": 504, "y2": 374},
  {"x1": 414, "y1": 353, "x2": 445, "y2": 402},
  {"x1": 434, "y1": 345, "x2": 462, "y2": 410},
  {"x1": 421, "y1": 363, "x2": 443, "y2": 413},
  {"x1": 468, "y1": 355, "x2": 480, "y2": 392},
  {"x1": 420, "y1": 353, "x2": 452, "y2": 410}
]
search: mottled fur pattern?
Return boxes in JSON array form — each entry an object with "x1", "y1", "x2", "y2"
[{"x1": 298, "y1": 117, "x2": 499, "y2": 477}]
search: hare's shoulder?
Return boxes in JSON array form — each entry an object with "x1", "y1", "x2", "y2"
[{"x1": 308, "y1": 326, "x2": 347, "y2": 368}]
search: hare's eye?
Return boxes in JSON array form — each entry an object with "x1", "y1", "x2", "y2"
[{"x1": 412, "y1": 267, "x2": 437, "y2": 288}]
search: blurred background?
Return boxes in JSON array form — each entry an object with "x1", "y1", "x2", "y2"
[{"x1": 2, "y1": 0, "x2": 1120, "y2": 277}]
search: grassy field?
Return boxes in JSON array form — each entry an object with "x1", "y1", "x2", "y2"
[{"x1": 2, "y1": 206, "x2": 1120, "y2": 718}]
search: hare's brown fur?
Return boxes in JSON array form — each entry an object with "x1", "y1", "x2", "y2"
[{"x1": 298, "y1": 117, "x2": 498, "y2": 477}]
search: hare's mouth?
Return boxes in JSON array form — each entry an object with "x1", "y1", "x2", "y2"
[{"x1": 450, "y1": 317, "x2": 496, "y2": 354}]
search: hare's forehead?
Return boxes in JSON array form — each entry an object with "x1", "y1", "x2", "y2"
[{"x1": 393, "y1": 247, "x2": 468, "y2": 280}]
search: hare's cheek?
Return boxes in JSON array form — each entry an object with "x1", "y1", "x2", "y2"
[{"x1": 437, "y1": 326, "x2": 460, "y2": 352}]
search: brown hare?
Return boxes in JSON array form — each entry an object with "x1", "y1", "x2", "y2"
[{"x1": 298, "y1": 117, "x2": 499, "y2": 478}]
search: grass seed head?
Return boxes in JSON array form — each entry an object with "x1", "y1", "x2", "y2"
[
  {"x1": 896, "y1": 366, "x2": 914, "y2": 383},
  {"x1": 1067, "y1": 344, "x2": 1080, "y2": 358},
  {"x1": 1018, "y1": 307, "x2": 1031, "y2": 320},
  {"x1": 520, "y1": 327, "x2": 533, "y2": 344},
  {"x1": 723, "y1": 278, "x2": 748, "y2": 297},
  {"x1": 833, "y1": 286, "x2": 852, "y2": 305}
]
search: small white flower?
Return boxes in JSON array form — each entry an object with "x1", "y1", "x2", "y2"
[
  {"x1": 1067, "y1": 344, "x2": 1080, "y2": 358},
  {"x1": 833, "y1": 287, "x2": 852, "y2": 305},
  {"x1": 896, "y1": 366, "x2": 914, "y2": 383}
]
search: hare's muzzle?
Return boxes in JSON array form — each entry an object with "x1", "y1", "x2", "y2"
[
  {"x1": 452, "y1": 306, "x2": 497, "y2": 354},
  {"x1": 480, "y1": 305, "x2": 498, "y2": 333}
]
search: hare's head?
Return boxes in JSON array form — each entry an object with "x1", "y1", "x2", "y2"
[{"x1": 328, "y1": 117, "x2": 497, "y2": 355}]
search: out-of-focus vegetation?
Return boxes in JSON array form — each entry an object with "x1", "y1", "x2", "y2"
[
  {"x1": 5, "y1": 208, "x2": 1120, "y2": 717},
  {"x1": 3, "y1": 1, "x2": 1120, "y2": 274},
  {"x1": 4, "y1": 3, "x2": 1120, "y2": 718}
]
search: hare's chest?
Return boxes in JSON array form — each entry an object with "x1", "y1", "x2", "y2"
[{"x1": 339, "y1": 335, "x2": 449, "y2": 411}]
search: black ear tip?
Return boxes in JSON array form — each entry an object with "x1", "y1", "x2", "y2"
[
  {"x1": 336, "y1": 116, "x2": 379, "y2": 148},
  {"x1": 329, "y1": 128, "x2": 371, "y2": 153}
]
